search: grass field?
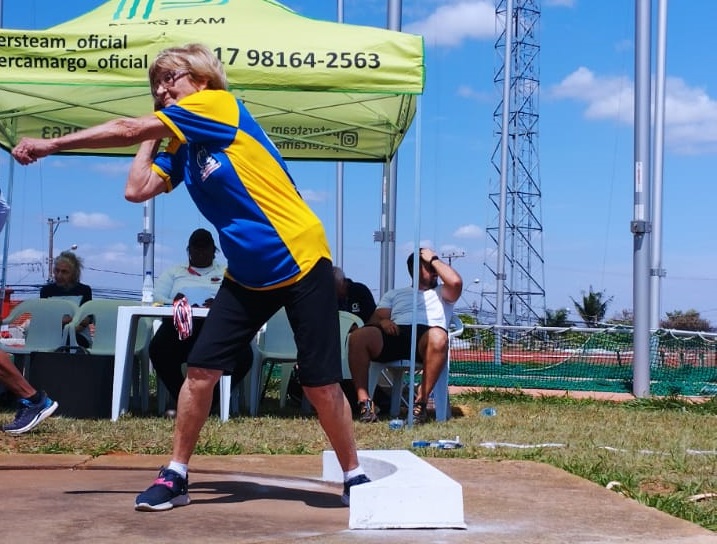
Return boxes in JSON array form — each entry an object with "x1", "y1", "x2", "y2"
[{"x1": 1, "y1": 385, "x2": 716, "y2": 531}]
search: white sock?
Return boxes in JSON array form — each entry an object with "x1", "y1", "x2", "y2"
[
  {"x1": 343, "y1": 466, "x2": 365, "y2": 482},
  {"x1": 167, "y1": 461, "x2": 188, "y2": 479}
]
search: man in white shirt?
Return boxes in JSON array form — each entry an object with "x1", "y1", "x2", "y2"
[
  {"x1": 150, "y1": 229, "x2": 252, "y2": 410},
  {"x1": 348, "y1": 248, "x2": 462, "y2": 424}
]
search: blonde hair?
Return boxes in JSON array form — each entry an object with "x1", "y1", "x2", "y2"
[{"x1": 149, "y1": 43, "x2": 228, "y2": 92}]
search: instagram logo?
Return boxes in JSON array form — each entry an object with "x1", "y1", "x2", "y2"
[{"x1": 339, "y1": 131, "x2": 358, "y2": 148}]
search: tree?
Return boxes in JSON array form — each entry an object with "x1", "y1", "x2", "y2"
[
  {"x1": 660, "y1": 309, "x2": 713, "y2": 332},
  {"x1": 608, "y1": 309, "x2": 633, "y2": 326},
  {"x1": 541, "y1": 308, "x2": 573, "y2": 327},
  {"x1": 570, "y1": 286, "x2": 613, "y2": 327}
]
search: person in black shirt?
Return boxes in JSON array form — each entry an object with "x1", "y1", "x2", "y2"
[
  {"x1": 40, "y1": 251, "x2": 93, "y2": 348},
  {"x1": 333, "y1": 267, "x2": 376, "y2": 324}
]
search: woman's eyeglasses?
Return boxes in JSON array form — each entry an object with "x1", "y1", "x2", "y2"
[{"x1": 152, "y1": 70, "x2": 189, "y2": 97}]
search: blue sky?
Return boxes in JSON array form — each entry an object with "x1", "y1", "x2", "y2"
[{"x1": 2, "y1": 0, "x2": 717, "y2": 324}]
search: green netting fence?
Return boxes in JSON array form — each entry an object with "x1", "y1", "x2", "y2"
[{"x1": 449, "y1": 322, "x2": 717, "y2": 397}]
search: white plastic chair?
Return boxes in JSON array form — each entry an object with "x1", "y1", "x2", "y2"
[
  {"x1": 274, "y1": 310, "x2": 362, "y2": 414},
  {"x1": 367, "y1": 313, "x2": 464, "y2": 422},
  {"x1": 339, "y1": 311, "x2": 364, "y2": 379},
  {"x1": 245, "y1": 307, "x2": 298, "y2": 416},
  {"x1": 157, "y1": 343, "x2": 259, "y2": 423},
  {"x1": 219, "y1": 340, "x2": 260, "y2": 422},
  {"x1": 1, "y1": 298, "x2": 80, "y2": 369},
  {"x1": 66, "y1": 299, "x2": 153, "y2": 412}
]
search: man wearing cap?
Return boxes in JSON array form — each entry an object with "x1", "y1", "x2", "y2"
[{"x1": 149, "y1": 228, "x2": 252, "y2": 410}]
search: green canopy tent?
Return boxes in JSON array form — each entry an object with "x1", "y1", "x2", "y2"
[
  {"x1": 0, "y1": 0, "x2": 423, "y2": 159},
  {"x1": 0, "y1": 0, "x2": 425, "y2": 303}
]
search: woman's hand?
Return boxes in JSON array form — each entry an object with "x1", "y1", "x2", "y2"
[{"x1": 11, "y1": 137, "x2": 57, "y2": 165}]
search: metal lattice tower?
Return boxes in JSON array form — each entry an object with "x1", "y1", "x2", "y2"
[{"x1": 481, "y1": 0, "x2": 546, "y2": 326}]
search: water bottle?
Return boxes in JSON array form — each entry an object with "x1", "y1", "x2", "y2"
[
  {"x1": 700, "y1": 384, "x2": 717, "y2": 396},
  {"x1": 389, "y1": 418, "x2": 405, "y2": 430},
  {"x1": 480, "y1": 407, "x2": 497, "y2": 417},
  {"x1": 141, "y1": 271, "x2": 154, "y2": 306}
]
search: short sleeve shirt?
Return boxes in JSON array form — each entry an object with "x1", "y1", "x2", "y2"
[
  {"x1": 377, "y1": 285, "x2": 453, "y2": 329},
  {"x1": 152, "y1": 89, "x2": 331, "y2": 289}
]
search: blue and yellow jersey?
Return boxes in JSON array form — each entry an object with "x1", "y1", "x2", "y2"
[{"x1": 151, "y1": 90, "x2": 331, "y2": 289}]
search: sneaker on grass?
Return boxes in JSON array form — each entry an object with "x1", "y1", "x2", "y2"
[
  {"x1": 2, "y1": 391, "x2": 58, "y2": 435},
  {"x1": 341, "y1": 473, "x2": 371, "y2": 506},
  {"x1": 135, "y1": 467, "x2": 190, "y2": 512}
]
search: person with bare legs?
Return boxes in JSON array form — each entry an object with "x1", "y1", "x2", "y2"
[
  {"x1": 348, "y1": 248, "x2": 462, "y2": 424},
  {"x1": 11, "y1": 43, "x2": 367, "y2": 510},
  {"x1": 0, "y1": 350, "x2": 58, "y2": 435}
]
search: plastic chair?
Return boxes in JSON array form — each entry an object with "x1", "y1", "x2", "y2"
[
  {"x1": 0, "y1": 298, "x2": 80, "y2": 369},
  {"x1": 219, "y1": 340, "x2": 260, "y2": 422},
  {"x1": 338, "y1": 311, "x2": 364, "y2": 379},
  {"x1": 274, "y1": 310, "x2": 362, "y2": 414},
  {"x1": 246, "y1": 308, "x2": 298, "y2": 416},
  {"x1": 66, "y1": 299, "x2": 153, "y2": 413},
  {"x1": 156, "y1": 340, "x2": 259, "y2": 423},
  {"x1": 367, "y1": 313, "x2": 464, "y2": 422}
]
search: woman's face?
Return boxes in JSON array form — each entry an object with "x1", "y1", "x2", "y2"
[
  {"x1": 152, "y1": 69, "x2": 205, "y2": 108},
  {"x1": 53, "y1": 261, "x2": 74, "y2": 288}
]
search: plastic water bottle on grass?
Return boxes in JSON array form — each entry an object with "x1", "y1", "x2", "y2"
[
  {"x1": 389, "y1": 418, "x2": 405, "y2": 430},
  {"x1": 480, "y1": 407, "x2": 497, "y2": 417}
]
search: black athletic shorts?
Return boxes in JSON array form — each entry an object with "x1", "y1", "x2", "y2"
[
  {"x1": 374, "y1": 324, "x2": 432, "y2": 362},
  {"x1": 187, "y1": 258, "x2": 343, "y2": 387}
]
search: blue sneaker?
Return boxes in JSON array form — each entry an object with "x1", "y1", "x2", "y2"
[
  {"x1": 341, "y1": 473, "x2": 371, "y2": 506},
  {"x1": 135, "y1": 467, "x2": 190, "y2": 512},
  {"x1": 2, "y1": 391, "x2": 58, "y2": 435}
]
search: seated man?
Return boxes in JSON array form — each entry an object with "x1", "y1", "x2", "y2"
[
  {"x1": 348, "y1": 248, "x2": 462, "y2": 424},
  {"x1": 0, "y1": 351, "x2": 57, "y2": 434},
  {"x1": 333, "y1": 266, "x2": 376, "y2": 324},
  {"x1": 149, "y1": 228, "x2": 253, "y2": 412}
]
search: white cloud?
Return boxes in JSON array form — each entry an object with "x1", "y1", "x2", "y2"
[
  {"x1": 47, "y1": 158, "x2": 130, "y2": 177},
  {"x1": 438, "y1": 244, "x2": 467, "y2": 258},
  {"x1": 89, "y1": 160, "x2": 131, "y2": 176},
  {"x1": 457, "y1": 85, "x2": 493, "y2": 102},
  {"x1": 404, "y1": 1, "x2": 496, "y2": 47},
  {"x1": 399, "y1": 240, "x2": 435, "y2": 257},
  {"x1": 298, "y1": 188, "x2": 329, "y2": 203},
  {"x1": 550, "y1": 67, "x2": 717, "y2": 154},
  {"x1": 454, "y1": 224, "x2": 483, "y2": 238},
  {"x1": 70, "y1": 212, "x2": 122, "y2": 229},
  {"x1": 545, "y1": 0, "x2": 575, "y2": 7},
  {"x1": 8, "y1": 248, "x2": 44, "y2": 262},
  {"x1": 550, "y1": 66, "x2": 633, "y2": 123}
]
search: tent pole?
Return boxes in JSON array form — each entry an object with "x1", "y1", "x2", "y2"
[
  {"x1": 0, "y1": 0, "x2": 12, "y2": 315},
  {"x1": 379, "y1": 0, "x2": 402, "y2": 297},
  {"x1": 0, "y1": 0, "x2": 7, "y2": 316},
  {"x1": 335, "y1": 0, "x2": 344, "y2": 268},
  {"x1": 407, "y1": 95, "x2": 422, "y2": 427},
  {"x1": 0, "y1": 156, "x2": 14, "y2": 316}
]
